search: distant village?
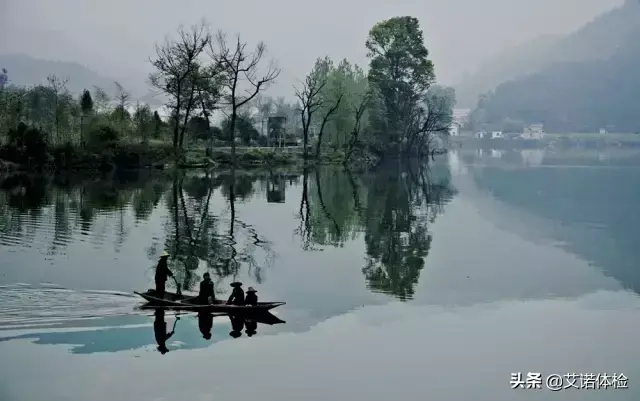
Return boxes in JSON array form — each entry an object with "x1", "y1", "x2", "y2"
[
  {"x1": 447, "y1": 109, "x2": 547, "y2": 140},
  {"x1": 447, "y1": 108, "x2": 627, "y2": 139}
]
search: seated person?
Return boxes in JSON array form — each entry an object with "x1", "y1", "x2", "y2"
[
  {"x1": 245, "y1": 287, "x2": 258, "y2": 306},
  {"x1": 227, "y1": 282, "x2": 245, "y2": 305}
]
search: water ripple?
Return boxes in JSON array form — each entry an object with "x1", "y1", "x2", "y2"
[{"x1": 0, "y1": 283, "x2": 137, "y2": 330}]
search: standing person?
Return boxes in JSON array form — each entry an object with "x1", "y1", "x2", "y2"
[
  {"x1": 198, "y1": 272, "x2": 214, "y2": 304},
  {"x1": 226, "y1": 282, "x2": 245, "y2": 305},
  {"x1": 154, "y1": 251, "x2": 173, "y2": 300}
]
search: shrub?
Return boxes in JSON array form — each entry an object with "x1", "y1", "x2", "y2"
[
  {"x1": 87, "y1": 125, "x2": 120, "y2": 149},
  {"x1": 6, "y1": 123, "x2": 48, "y2": 164}
]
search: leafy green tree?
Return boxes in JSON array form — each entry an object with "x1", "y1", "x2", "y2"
[
  {"x1": 46, "y1": 74, "x2": 69, "y2": 145},
  {"x1": 92, "y1": 86, "x2": 111, "y2": 113},
  {"x1": 0, "y1": 68, "x2": 9, "y2": 90},
  {"x1": 365, "y1": 17, "x2": 452, "y2": 156},
  {"x1": 80, "y1": 89, "x2": 93, "y2": 115},
  {"x1": 152, "y1": 110, "x2": 164, "y2": 139},
  {"x1": 133, "y1": 102, "x2": 153, "y2": 143},
  {"x1": 320, "y1": 59, "x2": 370, "y2": 151},
  {"x1": 221, "y1": 114, "x2": 260, "y2": 145},
  {"x1": 113, "y1": 82, "x2": 131, "y2": 134},
  {"x1": 254, "y1": 94, "x2": 274, "y2": 136},
  {"x1": 295, "y1": 57, "x2": 335, "y2": 159},
  {"x1": 187, "y1": 115, "x2": 210, "y2": 141}
]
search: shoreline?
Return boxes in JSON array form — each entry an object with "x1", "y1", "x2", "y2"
[{"x1": 0, "y1": 144, "x2": 372, "y2": 173}]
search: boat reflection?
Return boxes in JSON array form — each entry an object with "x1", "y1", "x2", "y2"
[
  {"x1": 198, "y1": 311, "x2": 213, "y2": 340},
  {"x1": 0, "y1": 308, "x2": 286, "y2": 355},
  {"x1": 141, "y1": 305, "x2": 286, "y2": 354}
]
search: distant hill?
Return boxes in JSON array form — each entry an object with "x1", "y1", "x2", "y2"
[
  {"x1": 455, "y1": 0, "x2": 639, "y2": 108},
  {"x1": 0, "y1": 54, "x2": 116, "y2": 94},
  {"x1": 454, "y1": 35, "x2": 561, "y2": 108},
  {"x1": 466, "y1": 0, "x2": 640, "y2": 133},
  {"x1": 0, "y1": 54, "x2": 163, "y2": 105}
]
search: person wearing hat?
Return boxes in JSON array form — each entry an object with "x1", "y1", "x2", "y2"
[
  {"x1": 154, "y1": 251, "x2": 174, "y2": 300},
  {"x1": 245, "y1": 287, "x2": 258, "y2": 306},
  {"x1": 198, "y1": 272, "x2": 214, "y2": 304},
  {"x1": 226, "y1": 281, "x2": 245, "y2": 306}
]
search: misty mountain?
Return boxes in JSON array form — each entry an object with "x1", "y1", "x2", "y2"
[
  {"x1": 0, "y1": 54, "x2": 162, "y2": 105},
  {"x1": 455, "y1": 0, "x2": 639, "y2": 108},
  {"x1": 465, "y1": 0, "x2": 640, "y2": 132}
]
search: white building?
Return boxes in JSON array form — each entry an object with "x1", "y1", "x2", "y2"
[
  {"x1": 474, "y1": 131, "x2": 487, "y2": 139},
  {"x1": 521, "y1": 124, "x2": 545, "y2": 139},
  {"x1": 491, "y1": 131, "x2": 504, "y2": 139},
  {"x1": 599, "y1": 128, "x2": 608, "y2": 134},
  {"x1": 449, "y1": 124, "x2": 459, "y2": 136}
]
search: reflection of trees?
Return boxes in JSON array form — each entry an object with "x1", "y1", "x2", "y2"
[
  {"x1": 297, "y1": 162, "x2": 457, "y2": 300},
  {"x1": 0, "y1": 171, "x2": 170, "y2": 256},
  {"x1": 162, "y1": 169, "x2": 276, "y2": 292},
  {"x1": 307, "y1": 167, "x2": 363, "y2": 247},
  {"x1": 294, "y1": 167, "x2": 313, "y2": 251},
  {"x1": 360, "y1": 162, "x2": 457, "y2": 300},
  {"x1": 266, "y1": 169, "x2": 286, "y2": 203},
  {"x1": 163, "y1": 171, "x2": 221, "y2": 292}
]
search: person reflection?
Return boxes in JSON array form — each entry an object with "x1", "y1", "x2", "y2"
[
  {"x1": 198, "y1": 311, "x2": 213, "y2": 340},
  {"x1": 154, "y1": 309, "x2": 178, "y2": 354},
  {"x1": 228, "y1": 314, "x2": 245, "y2": 339},
  {"x1": 245, "y1": 319, "x2": 257, "y2": 337}
]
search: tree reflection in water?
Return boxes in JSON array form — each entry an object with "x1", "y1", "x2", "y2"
[
  {"x1": 0, "y1": 160, "x2": 456, "y2": 301},
  {"x1": 161, "y1": 167, "x2": 275, "y2": 293},
  {"x1": 298, "y1": 160, "x2": 457, "y2": 300}
]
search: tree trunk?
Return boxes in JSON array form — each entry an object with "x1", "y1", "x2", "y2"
[
  {"x1": 172, "y1": 84, "x2": 182, "y2": 154},
  {"x1": 80, "y1": 114, "x2": 84, "y2": 148},
  {"x1": 229, "y1": 109, "x2": 237, "y2": 162}
]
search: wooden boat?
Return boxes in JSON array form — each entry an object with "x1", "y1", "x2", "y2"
[
  {"x1": 134, "y1": 289, "x2": 285, "y2": 313},
  {"x1": 135, "y1": 289, "x2": 195, "y2": 304}
]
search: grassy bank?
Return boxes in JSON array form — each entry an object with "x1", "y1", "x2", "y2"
[
  {"x1": 188, "y1": 147, "x2": 356, "y2": 168},
  {"x1": 0, "y1": 121, "x2": 379, "y2": 172},
  {"x1": 0, "y1": 141, "x2": 363, "y2": 173}
]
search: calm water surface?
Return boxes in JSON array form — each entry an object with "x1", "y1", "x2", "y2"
[{"x1": 1, "y1": 149, "x2": 640, "y2": 401}]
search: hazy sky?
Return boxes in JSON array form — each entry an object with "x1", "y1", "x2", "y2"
[{"x1": 0, "y1": 0, "x2": 625, "y2": 97}]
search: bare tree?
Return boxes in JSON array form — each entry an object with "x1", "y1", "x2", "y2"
[
  {"x1": 192, "y1": 63, "x2": 223, "y2": 153},
  {"x1": 407, "y1": 86, "x2": 455, "y2": 157},
  {"x1": 92, "y1": 86, "x2": 111, "y2": 113},
  {"x1": 294, "y1": 72, "x2": 327, "y2": 160},
  {"x1": 208, "y1": 31, "x2": 280, "y2": 160},
  {"x1": 114, "y1": 81, "x2": 130, "y2": 132},
  {"x1": 253, "y1": 94, "x2": 274, "y2": 137},
  {"x1": 344, "y1": 91, "x2": 371, "y2": 163},
  {"x1": 315, "y1": 91, "x2": 344, "y2": 159},
  {"x1": 150, "y1": 22, "x2": 211, "y2": 155},
  {"x1": 47, "y1": 74, "x2": 69, "y2": 144}
]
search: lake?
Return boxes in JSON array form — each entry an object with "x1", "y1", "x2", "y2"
[{"x1": 1, "y1": 149, "x2": 640, "y2": 401}]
